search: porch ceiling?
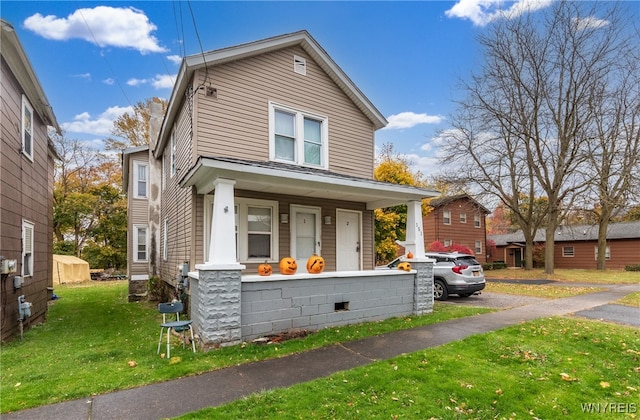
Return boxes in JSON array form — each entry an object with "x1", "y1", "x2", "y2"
[{"x1": 180, "y1": 157, "x2": 440, "y2": 209}]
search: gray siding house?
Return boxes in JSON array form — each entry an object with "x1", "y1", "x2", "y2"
[
  {"x1": 1, "y1": 19, "x2": 60, "y2": 341},
  {"x1": 124, "y1": 31, "x2": 438, "y2": 346}
]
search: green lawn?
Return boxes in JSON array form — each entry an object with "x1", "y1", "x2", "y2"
[
  {"x1": 0, "y1": 281, "x2": 492, "y2": 413},
  {"x1": 179, "y1": 317, "x2": 640, "y2": 419},
  {"x1": 486, "y1": 268, "x2": 640, "y2": 284}
]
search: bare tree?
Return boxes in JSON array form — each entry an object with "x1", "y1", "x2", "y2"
[
  {"x1": 440, "y1": 1, "x2": 638, "y2": 274},
  {"x1": 104, "y1": 97, "x2": 168, "y2": 151}
]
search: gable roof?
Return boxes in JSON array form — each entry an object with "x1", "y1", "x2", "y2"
[
  {"x1": 428, "y1": 193, "x2": 490, "y2": 214},
  {"x1": 1, "y1": 19, "x2": 60, "y2": 134},
  {"x1": 154, "y1": 30, "x2": 387, "y2": 157},
  {"x1": 489, "y1": 221, "x2": 640, "y2": 246}
]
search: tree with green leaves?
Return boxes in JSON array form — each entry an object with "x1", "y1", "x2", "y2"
[{"x1": 374, "y1": 143, "x2": 429, "y2": 264}]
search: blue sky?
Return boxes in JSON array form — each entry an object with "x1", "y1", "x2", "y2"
[{"x1": 2, "y1": 0, "x2": 561, "y2": 178}]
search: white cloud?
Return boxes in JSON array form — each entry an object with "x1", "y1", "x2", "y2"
[
  {"x1": 383, "y1": 112, "x2": 444, "y2": 130},
  {"x1": 445, "y1": 0, "x2": 553, "y2": 26},
  {"x1": 61, "y1": 105, "x2": 133, "y2": 136},
  {"x1": 23, "y1": 6, "x2": 166, "y2": 54},
  {"x1": 126, "y1": 74, "x2": 176, "y2": 89},
  {"x1": 572, "y1": 16, "x2": 609, "y2": 31},
  {"x1": 103, "y1": 78, "x2": 115, "y2": 85},
  {"x1": 167, "y1": 55, "x2": 183, "y2": 65},
  {"x1": 72, "y1": 73, "x2": 91, "y2": 81},
  {"x1": 152, "y1": 74, "x2": 176, "y2": 89}
]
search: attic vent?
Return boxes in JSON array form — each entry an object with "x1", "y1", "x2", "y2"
[{"x1": 293, "y1": 55, "x2": 306, "y2": 75}]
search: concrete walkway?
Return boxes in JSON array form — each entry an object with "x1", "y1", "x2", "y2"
[{"x1": 4, "y1": 283, "x2": 639, "y2": 420}]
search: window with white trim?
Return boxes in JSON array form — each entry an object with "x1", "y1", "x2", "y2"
[
  {"x1": 204, "y1": 197, "x2": 279, "y2": 263},
  {"x1": 474, "y1": 214, "x2": 481, "y2": 228},
  {"x1": 22, "y1": 220, "x2": 34, "y2": 277},
  {"x1": 460, "y1": 212, "x2": 467, "y2": 223},
  {"x1": 133, "y1": 161, "x2": 148, "y2": 199},
  {"x1": 22, "y1": 95, "x2": 34, "y2": 160},
  {"x1": 170, "y1": 128, "x2": 176, "y2": 177},
  {"x1": 475, "y1": 240, "x2": 482, "y2": 255},
  {"x1": 443, "y1": 210, "x2": 451, "y2": 225},
  {"x1": 594, "y1": 245, "x2": 610, "y2": 260},
  {"x1": 562, "y1": 246, "x2": 574, "y2": 257},
  {"x1": 163, "y1": 219, "x2": 168, "y2": 261},
  {"x1": 444, "y1": 239, "x2": 452, "y2": 247},
  {"x1": 269, "y1": 102, "x2": 328, "y2": 169},
  {"x1": 133, "y1": 225, "x2": 148, "y2": 262}
]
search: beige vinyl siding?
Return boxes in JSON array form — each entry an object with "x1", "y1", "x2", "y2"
[
  {"x1": 127, "y1": 153, "x2": 150, "y2": 277},
  {"x1": 193, "y1": 46, "x2": 375, "y2": 178},
  {"x1": 0, "y1": 57, "x2": 53, "y2": 340},
  {"x1": 159, "y1": 103, "x2": 196, "y2": 284}
]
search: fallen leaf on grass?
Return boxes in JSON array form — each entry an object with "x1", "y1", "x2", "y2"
[
  {"x1": 600, "y1": 381, "x2": 610, "y2": 388},
  {"x1": 560, "y1": 373, "x2": 578, "y2": 382},
  {"x1": 128, "y1": 360, "x2": 137, "y2": 367}
]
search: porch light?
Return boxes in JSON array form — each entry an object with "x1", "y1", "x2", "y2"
[
  {"x1": 324, "y1": 216, "x2": 332, "y2": 225},
  {"x1": 280, "y1": 213, "x2": 289, "y2": 224}
]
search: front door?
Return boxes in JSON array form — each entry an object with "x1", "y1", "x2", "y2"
[
  {"x1": 336, "y1": 209, "x2": 361, "y2": 271},
  {"x1": 291, "y1": 205, "x2": 321, "y2": 267}
]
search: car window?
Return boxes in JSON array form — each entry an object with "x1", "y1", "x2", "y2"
[{"x1": 454, "y1": 257, "x2": 480, "y2": 266}]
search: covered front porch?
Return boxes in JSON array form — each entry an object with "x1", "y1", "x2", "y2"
[{"x1": 180, "y1": 156, "x2": 439, "y2": 347}]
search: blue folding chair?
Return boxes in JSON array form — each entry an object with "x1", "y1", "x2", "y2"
[{"x1": 157, "y1": 302, "x2": 196, "y2": 358}]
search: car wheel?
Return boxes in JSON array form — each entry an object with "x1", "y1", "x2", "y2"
[
  {"x1": 434, "y1": 279, "x2": 448, "y2": 301},
  {"x1": 458, "y1": 293, "x2": 473, "y2": 298}
]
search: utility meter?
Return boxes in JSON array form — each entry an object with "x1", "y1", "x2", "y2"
[{"x1": 1, "y1": 259, "x2": 17, "y2": 274}]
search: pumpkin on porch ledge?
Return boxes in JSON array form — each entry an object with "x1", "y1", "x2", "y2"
[
  {"x1": 257, "y1": 261, "x2": 273, "y2": 276},
  {"x1": 306, "y1": 254, "x2": 325, "y2": 274},
  {"x1": 398, "y1": 262, "x2": 412, "y2": 272},
  {"x1": 279, "y1": 257, "x2": 298, "y2": 275}
]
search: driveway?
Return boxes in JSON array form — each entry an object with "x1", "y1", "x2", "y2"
[{"x1": 444, "y1": 283, "x2": 639, "y2": 327}]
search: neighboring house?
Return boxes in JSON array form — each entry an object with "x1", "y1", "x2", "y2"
[
  {"x1": 1, "y1": 19, "x2": 61, "y2": 341},
  {"x1": 123, "y1": 31, "x2": 439, "y2": 344},
  {"x1": 488, "y1": 221, "x2": 640, "y2": 269},
  {"x1": 423, "y1": 194, "x2": 490, "y2": 263}
]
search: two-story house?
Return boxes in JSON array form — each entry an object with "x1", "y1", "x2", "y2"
[
  {"x1": 1, "y1": 19, "x2": 61, "y2": 341},
  {"x1": 123, "y1": 31, "x2": 439, "y2": 345},
  {"x1": 423, "y1": 194, "x2": 490, "y2": 263}
]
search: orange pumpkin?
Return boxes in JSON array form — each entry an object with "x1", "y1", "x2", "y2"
[
  {"x1": 306, "y1": 254, "x2": 325, "y2": 274},
  {"x1": 279, "y1": 257, "x2": 298, "y2": 275},
  {"x1": 407, "y1": 251, "x2": 414, "y2": 259},
  {"x1": 398, "y1": 262, "x2": 412, "y2": 272},
  {"x1": 258, "y1": 261, "x2": 273, "y2": 276}
]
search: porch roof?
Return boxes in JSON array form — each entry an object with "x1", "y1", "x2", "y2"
[{"x1": 180, "y1": 156, "x2": 440, "y2": 210}]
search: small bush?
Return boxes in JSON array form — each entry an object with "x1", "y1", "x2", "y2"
[
  {"x1": 624, "y1": 264, "x2": 640, "y2": 272},
  {"x1": 483, "y1": 261, "x2": 508, "y2": 270}
]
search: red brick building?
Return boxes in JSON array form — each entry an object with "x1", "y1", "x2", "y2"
[
  {"x1": 423, "y1": 194, "x2": 491, "y2": 263},
  {"x1": 488, "y1": 221, "x2": 640, "y2": 269}
]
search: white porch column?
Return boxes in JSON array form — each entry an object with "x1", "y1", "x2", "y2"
[
  {"x1": 405, "y1": 200, "x2": 425, "y2": 257},
  {"x1": 205, "y1": 178, "x2": 240, "y2": 267},
  {"x1": 194, "y1": 178, "x2": 245, "y2": 348}
]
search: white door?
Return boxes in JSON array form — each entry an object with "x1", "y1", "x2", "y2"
[
  {"x1": 291, "y1": 206, "x2": 321, "y2": 266},
  {"x1": 336, "y1": 209, "x2": 361, "y2": 271}
]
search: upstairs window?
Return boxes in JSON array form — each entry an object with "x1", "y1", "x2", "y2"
[
  {"x1": 443, "y1": 210, "x2": 451, "y2": 225},
  {"x1": 22, "y1": 95, "x2": 34, "y2": 160},
  {"x1": 133, "y1": 161, "x2": 148, "y2": 199},
  {"x1": 270, "y1": 102, "x2": 328, "y2": 169},
  {"x1": 170, "y1": 128, "x2": 176, "y2": 177},
  {"x1": 460, "y1": 213, "x2": 467, "y2": 223},
  {"x1": 474, "y1": 214, "x2": 481, "y2": 228}
]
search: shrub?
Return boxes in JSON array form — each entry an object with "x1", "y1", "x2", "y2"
[
  {"x1": 624, "y1": 264, "x2": 640, "y2": 272},
  {"x1": 483, "y1": 261, "x2": 508, "y2": 270}
]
